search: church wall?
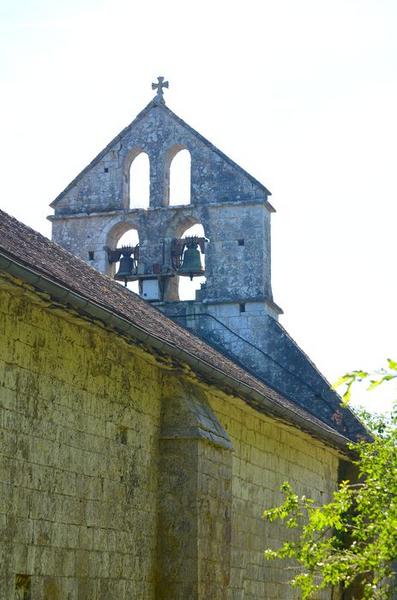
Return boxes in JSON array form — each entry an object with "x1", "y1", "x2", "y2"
[
  {"x1": 206, "y1": 393, "x2": 340, "y2": 600},
  {"x1": 51, "y1": 212, "x2": 122, "y2": 275},
  {"x1": 0, "y1": 273, "x2": 343, "y2": 600},
  {"x1": 0, "y1": 277, "x2": 162, "y2": 600}
]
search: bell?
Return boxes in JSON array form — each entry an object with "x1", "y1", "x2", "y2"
[
  {"x1": 114, "y1": 252, "x2": 136, "y2": 284},
  {"x1": 178, "y1": 245, "x2": 204, "y2": 280}
]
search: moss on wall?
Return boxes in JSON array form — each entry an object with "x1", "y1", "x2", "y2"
[
  {"x1": 207, "y1": 393, "x2": 340, "y2": 599},
  {"x1": 0, "y1": 275, "x2": 343, "y2": 599},
  {"x1": 0, "y1": 278, "x2": 161, "y2": 599}
]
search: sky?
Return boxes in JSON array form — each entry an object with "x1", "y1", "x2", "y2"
[{"x1": 1, "y1": 0, "x2": 396, "y2": 410}]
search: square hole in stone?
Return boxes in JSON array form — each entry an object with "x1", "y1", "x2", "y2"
[{"x1": 238, "y1": 239, "x2": 245, "y2": 246}]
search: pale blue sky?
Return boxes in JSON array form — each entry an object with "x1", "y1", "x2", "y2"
[{"x1": 1, "y1": 0, "x2": 397, "y2": 409}]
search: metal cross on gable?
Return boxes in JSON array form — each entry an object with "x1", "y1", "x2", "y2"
[{"x1": 152, "y1": 76, "x2": 169, "y2": 102}]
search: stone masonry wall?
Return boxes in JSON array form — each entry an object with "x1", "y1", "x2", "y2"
[
  {"x1": 206, "y1": 393, "x2": 340, "y2": 600},
  {"x1": 51, "y1": 201, "x2": 273, "y2": 305},
  {"x1": 0, "y1": 277, "x2": 162, "y2": 599},
  {"x1": 0, "y1": 273, "x2": 343, "y2": 599}
]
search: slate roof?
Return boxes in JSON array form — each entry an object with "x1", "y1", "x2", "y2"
[
  {"x1": 50, "y1": 99, "x2": 272, "y2": 208},
  {"x1": 0, "y1": 209, "x2": 367, "y2": 449}
]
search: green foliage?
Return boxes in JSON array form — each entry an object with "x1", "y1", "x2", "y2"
[
  {"x1": 333, "y1": 359, "x2": 397, "y2": 407},
  {"x1": 263, "y1": 362, "x2": 397, "y2": 599}
]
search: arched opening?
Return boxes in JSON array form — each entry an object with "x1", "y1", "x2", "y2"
[
  {"x1": 169, "y1": 148, "x2": 191, "y2": 206},
  {"x1": 114, "y1": 229, "x2": 140, "y2": 294},
  {"x1": 178, "y1": 223, "x2": 206, "y2": 301},
  {"x1": 129, "y1": 152, "x2": 150, "y2": 209}
]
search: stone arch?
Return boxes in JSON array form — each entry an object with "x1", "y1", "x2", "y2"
[
  {"x1": 164, "y1": 214, "x2": 207, "y2": 302},
  {"x1": 106, "y1": 221, "x2": 140, "y2": 293},
  {"x1": 123, "y1": 148, "x2": 150, "y2": 209},
  {"x1": 167, "y1": 212, "x2": 200, "y2": 240},
  {"x1": 165, "y1": 145, "x2": 191, "y2": 206},
  {"x1": 178, "y1": 223, "x2": 206, "y2": 301}
]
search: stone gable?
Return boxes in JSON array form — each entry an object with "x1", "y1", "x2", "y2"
[{"x1": 51, "y1": 101, "x2": 271, "y2": 216}]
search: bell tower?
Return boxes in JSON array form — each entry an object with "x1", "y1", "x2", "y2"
[{"x1": 50, "y1": 77, "x2": 280, "y2": 319}]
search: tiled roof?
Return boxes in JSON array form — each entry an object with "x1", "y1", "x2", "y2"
[{"x1": 0, "y1": 209, "x2": 367, "y2": 448}]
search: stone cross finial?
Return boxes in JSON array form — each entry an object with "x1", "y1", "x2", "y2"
[{"x1": 152, "y1": 76, "x2": 169, "y2": 103}]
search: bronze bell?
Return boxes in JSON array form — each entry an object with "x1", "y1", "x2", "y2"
[
  {"x1": 178, "y1": 239, "x2": 204, "y2": 281},
  {"x1": 114, "y1": 250, "x2": 136, "y2": 285}
]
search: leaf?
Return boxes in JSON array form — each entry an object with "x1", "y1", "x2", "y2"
[
  {"x1": 387, "y1": 358, "x2": 397, "y2": 372},
  {"x1": 332, "y1": 375, "x2": 353, "y2": 389},
  {"x1": 368, "y1": 379, "x2": 382, "y2": 391},
  {"x1": 368, "y1": 374, "x2": 397, "y2": 391}
]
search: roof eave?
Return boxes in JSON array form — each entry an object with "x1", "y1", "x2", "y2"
[{"x1": 0, "y1": 249, "x2": 353, "y2": 454}]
